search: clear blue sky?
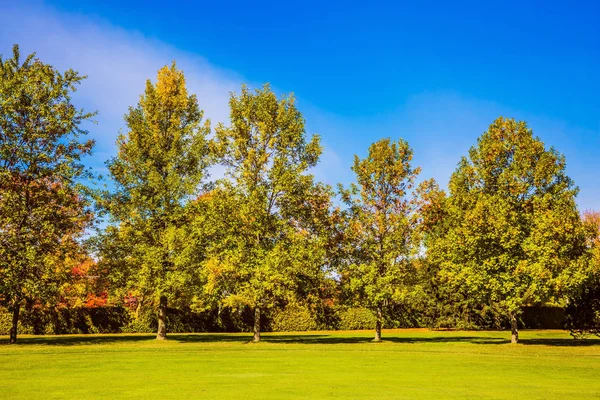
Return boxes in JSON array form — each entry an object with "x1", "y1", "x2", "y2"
[{"x1": 1, "y1": 1, "x2": 599, "y2": 209}]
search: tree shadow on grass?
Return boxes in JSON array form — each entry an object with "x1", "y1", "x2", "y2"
[
  {"x1": 177, "y1": 334, "x2": 600, "y2": 347},
  {"x1": 0, "y1": 334, "x2": 157, "y2": 346},
  {"x1": 241, "y1": 334, "x2": 503, "y2": 345},
  {"x1": 3, "y1": 333, "x2": 599, "y2": 347},
  {"x1": 518, "y1": 338, "x2": 600, "y2": 347}
]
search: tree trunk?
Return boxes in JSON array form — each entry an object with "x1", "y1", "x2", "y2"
[
  {"x1": 135, "y1": 297, "x2": 143, "y2": 321},
  {"x1": 510, "y1": 314, "x2": 519, "y2": 344},
  {"x1": 156, "y1": 295, "x2": 167, "y2": 340},
  {"x1": 253, "y1": 306, "x2": 261, "y2": 343},
  {"x1": 374, "y1": 306, "x2": 382, "y2": 342},
  {"x1": 9, "y1": 295, "x2": 21, "y2": 344}
]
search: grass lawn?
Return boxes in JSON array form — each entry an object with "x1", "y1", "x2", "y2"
[{"x1": 0, "y1": 329, "x2": 599, "y2": 399}]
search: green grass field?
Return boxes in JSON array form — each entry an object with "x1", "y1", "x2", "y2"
[{"x1": 1, "y1": 329, "x2": 598, "y2": 399}]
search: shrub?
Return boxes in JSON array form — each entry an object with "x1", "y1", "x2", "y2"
[
  {"x1": 565, "y1": 274, "x2": 600, "y2": 338},
  {"x1": 0, "y1": 308, "x2": 32, "y2": 335},
  {"x1": 14, "y1": 306, "x2": 129, "y2": 335},
  {"x1": 0, "y1": 310, "x2": 12, "y2": 335},
  {"x1": 338, "y1": 307, "x2": 377, "y2": 330},
  {"x1": 121, "y1": 319, "x2": 155, "y2": 334},
  {"x1": 272, "y1": 304, "x2": 318, "y2": 332},
  {"x1": 522, "y1": 305, "x2": 565, "y2": 329}
]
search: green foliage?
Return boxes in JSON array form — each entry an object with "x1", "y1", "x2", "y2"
[
  {"x1": 200, "y1": 84, "x2": 331, "y2": 340},
  {"x1": 0, "y1": 44, "x2": 95, "y2": 342},
  {"x1": 0, "y1": 306, "x2": 128, "y2": 335},
  {"x1": 522, "y1": 305, "x2": 565, "y2": 329},
  {"x1": 2, "y1": 43, "x2": 596, "y2": 344},
  {"x1": 99, "y1": 63, "x2": 211, "y2": 337},
  {"x1": 0, "y1": 309, "x2": 29, "y2": 335},
  {"x1": 565, "y1": 274, "x2": 600, "y2": 338},
  {"x1": 339, "y1": 138, "x2": 424, "y2": 338},
  {"x1": 121, "y1": 309, "x2": 155, "y2": 334},
  {"x1": 0, "y1": 311, "x2": 9, "y2": 335},
  {"x1": 564, "y1": 211, "x2": 600, "y2": 338},
  {"x1": 271, "y1": 303, "x2": 318, "y2": 332},
  {"x1": 424, "y1": 118, "x2": 587, "y2": 340},
  {"x1": 337, "y1": 307, "x2": 377, "y2": 330}
]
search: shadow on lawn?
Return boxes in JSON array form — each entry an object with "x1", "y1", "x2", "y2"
[{"x1": 3, "y1": 332, "x2": 599, "y2": 347}]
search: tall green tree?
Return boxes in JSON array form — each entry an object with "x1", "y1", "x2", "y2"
[
  {"x1": 207, "y1": 84, "x2": 325, "y2": 342},
  {"x1": 417, "y1": 179, "x2": 501, "y2": 329},
  {"x1": 565, "y1": 211, "x2": 600, "y2": 338},
  {"x1": 339, "y1": 138, "x2": 423, "y2": 341},
  {"x1": 430, "y1": 117, "x2": 587, "y2": 343},
  {"x1": 101, "y1": 63, "x2": 210, "y2": 340},
  {"x1": 0, "y1": 45, "x2": 95, "y2": 343}
]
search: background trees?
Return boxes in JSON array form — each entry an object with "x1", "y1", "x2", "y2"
[
  {"x1": 565, "y1": 211, "x2": 600, "y2": 338},
  {"x1": 0, "y1": 45, "x2": 95, "y2": 343},
  {"x1": 339, "y1": 138, "x2": 423, "y2": 341},
  {"x1": 99, "y1": 63, "x2": 211, "y2": 340},
  {"x1": 426, "y1": 117, "x2": 587, "y2": 343}
]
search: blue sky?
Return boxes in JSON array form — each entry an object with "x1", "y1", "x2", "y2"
[{"x1": 1, "y1": 1, "x2": 599, "y2": 210}]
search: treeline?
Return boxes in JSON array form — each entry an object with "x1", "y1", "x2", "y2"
[{"x1": 1, "y1": 45, "x2": 599, "y2": 344}]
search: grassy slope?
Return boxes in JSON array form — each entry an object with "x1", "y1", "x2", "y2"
[{"x1": 0, "y1": 329, "x2": 598, "y2": 399}]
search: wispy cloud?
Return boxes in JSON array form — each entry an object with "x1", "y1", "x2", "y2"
[
  {"x1": 0, "y1": 2, "x2": 241, "y2": 155},
  {"x1": 0, "y1": 2, "x2": 345, "y2": 186}
]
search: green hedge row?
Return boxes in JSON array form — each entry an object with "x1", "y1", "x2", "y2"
[{"x1": 0, "y1": 304, "x2": 568, "y2": 335}]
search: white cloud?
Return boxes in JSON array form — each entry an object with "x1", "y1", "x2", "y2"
[
  {"x1": 0, "y1": 3, "x2": 241, "y2": 156},
  {"x1": 0, "y1": 2, "x2": 345, "y2": 186}
]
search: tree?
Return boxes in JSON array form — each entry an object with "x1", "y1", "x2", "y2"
[
  {"x1": 207, "y1": 83, "x2": 325, "y2": 342},
  {"x1": 565, "y1": 211, "x2": 600, "y2": 338},
  {"x1": 417, "y1": 179, "x2": 502, "y2": 330},
  {"x1": 430, "y1": 117, "x2": 587, "y2": 343},
  {"x1": 339, "y1": 138, "x2": 423, "y2": 341},
  {"x1": 0, "y1": 45, "x2": 95, "y2": 343},
  {"x1": 101, "y1": 63, "x2": 210, "y2": 340}
]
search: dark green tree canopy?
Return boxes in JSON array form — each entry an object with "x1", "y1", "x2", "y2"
[
  {"x1": 429, "y1": 117, "x2": 587, "y2": 342},
  {"x1": 0, "y1": 44, "x2": 96, "y2": 343}
]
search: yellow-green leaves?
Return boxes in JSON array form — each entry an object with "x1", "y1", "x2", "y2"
[
  {"x1": 340, "y1": 138, "x2": 424, "y2": 324},
  {"x1": 430, "y1": 117, "x2": 587, "y2": 324},
  {"x1": 203, "y1": 83, "x2": 329, "y2": 319},
  {"x1": 100, "y1": 63, "x2": 211, "y2": 313}
]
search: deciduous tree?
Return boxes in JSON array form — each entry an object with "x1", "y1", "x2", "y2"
[
  {"x1": 101, "y1": 63, "x2": 210, "y2": 340},
  {"x1": 0, "y1": 45, "x2": 95, "y2": 343},
  {"x1": 565, "y1": 211, "x2": 600, "y2": 338},
  {"x1": 339, "y1": 138, "x2": 423, "y2": 341},
  {"x1": 430, "y1": 117, "x2": 587, "y2": 343},
  {"x1": 207, "y1": 84, "x2": 325, "y2": 342}
]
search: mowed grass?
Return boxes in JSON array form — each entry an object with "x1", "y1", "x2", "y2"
[{"x1": 0, "y1": 329, "x2": 599, "y2": 399}]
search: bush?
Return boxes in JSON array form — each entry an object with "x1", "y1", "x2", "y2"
[
  {"x1": 272, "y1": 304, "x2": 318, "y2": 332},
  {"x1": 522, "y1": 305, "x2": 565, "y2": 329},
  {"x1": 338, "y1": 307, "x2": 377, "y2": 330},
  {"x1": 384, "y1": 303, "x2": 425, "y2": 328},
  {"x1": 565, "y1": 274, "x2": 600, "y2": 338},
  {"x1": 15, "y1": 306, "x2": 129, "y2": 335},
  {"x1": 121, "y1": 319, "x2": 155, "y2": 334},
  {"x1": 0, "y1": 310, "x2": 12, "y2": 335},
  {"x1": 0, "y1": 308, "x2": 32, "y2": 335}
]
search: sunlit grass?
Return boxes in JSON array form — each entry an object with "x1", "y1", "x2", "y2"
[{"x1": 1, "y1": 329, "x2": 598, "y2": 399}]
